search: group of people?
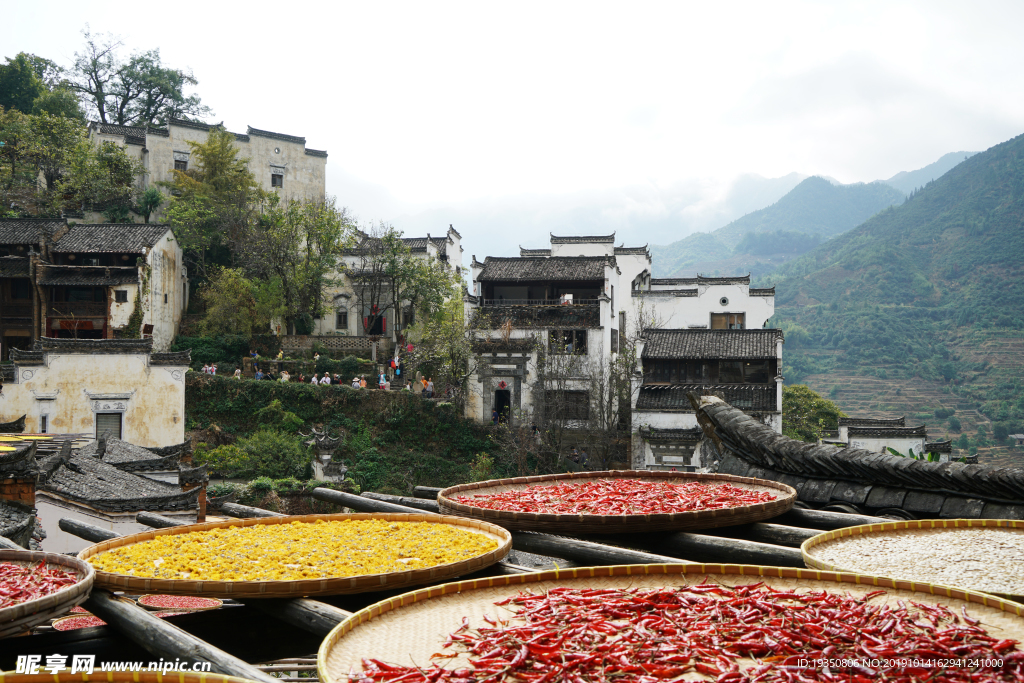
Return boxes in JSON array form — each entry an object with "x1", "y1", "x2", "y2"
[{"x1": 200, "y1": 363, "x2": 219, "y2": 375}]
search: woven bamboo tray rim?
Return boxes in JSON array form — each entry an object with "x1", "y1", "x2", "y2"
[
  {"x1": 138, "y1": 594, "x2": 224, "y2": 611},
  {"x1": 78, "y1": 512, "x2": 511, "y2": 597},
  {"x1": 318, "y1": 562, "x2": 1024, "y2": 683},
  {"x1": 802, "y1": 518, "x2": 1024, "y2": 602},
  {"x1": 438, "y1": 470, "x2": 796, "y2": 533},
  {"x1": 0, "y1": 671, "x2": 261, "y2": 683},
  {"x1": 0, "y1": 550, "x2": 94, "y2": 639}
]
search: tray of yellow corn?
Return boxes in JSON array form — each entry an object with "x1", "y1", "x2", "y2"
[{"x1": 78, "y1": 513, "x2": 511, "y2": 598}]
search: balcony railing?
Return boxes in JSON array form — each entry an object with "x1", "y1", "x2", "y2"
[
  {"x1": 481, "y1": 298, "x2": 599, "y2": 306},
  {"x1": 0, "y1": 303, "x2": 32, "y2": 320},
  {"x1": 47, "y1": 302, "x2": 107, "y2": 317}
]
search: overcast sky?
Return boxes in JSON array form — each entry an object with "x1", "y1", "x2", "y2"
[{"x1": 8, "y1": 1, "x2": 1024, "y2": 256}]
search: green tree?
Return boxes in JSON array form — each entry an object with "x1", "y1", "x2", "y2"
[
  {"x1": 238, "y1": 196, "x2": 355, "y2": 333},
  {"x1": 136, "y1": 187, "x2": 164, "y2": 223},
  {"x1": 947, "y1": 415, "x2": 962, "y2": 432},
  {"x1": 164, "y1": 126, "x2": 263, "y2": 278},
  {"x1": 410, "y1": 293, "x2": 473, "y2": 390},
  {"x1": 32, "y1": 88, "x2": 84, "y2": 120},
  {"x1": 0, "y1": 106, "x2": 37, "y2": 211},
  {"x1": 198, "y1": 267, "x2": 285, "y2": 336},
  {"x1": 782, "y1": 384, "x2": 847, "y2": 442},
  {"x1": 56, "y1": 139, "x2": 144, "y2": 220},
  {"x1": 69, "y1": 28, "x2": 210, "y2": 126},
  {"x1": 0, "y1": 54, "x2": 45, "y2": 114}
]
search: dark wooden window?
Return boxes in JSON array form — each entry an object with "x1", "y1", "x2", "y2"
[
  {"x1": 271, "y1": 173, "x2": 283, "y2": 188},
  {"x1": 336, "y1": 309, "x2": 348, "y2": 329},
  {"x1": 711, "y1": 313, "x2": 745, "y2": 329},
  {"x1": 719, "y1": 360, "x2": 744, "y2": 383},
  {"x1": 174, "y1": 160, "x2": 188, "y2": 172},
  {"x1": 10, "y1": 278, "x2": 31, "y2": 300},
  {"x1": 610, "y1": 329, "x2": 618, "y2": 353},
  {"x1": 546, "y1": 390, "x2": 590, "y2": 420},
  {"x1": 744, "y1": 360, "x2": 770, "y2": 383},
  {"x1": 114, "y1": 290, "x2": 128, "y2": 303},
  {"x1": 549, "y1": 329, "x2": 587, "y2": 355}
]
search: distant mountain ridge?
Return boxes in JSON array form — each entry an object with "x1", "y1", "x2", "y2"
[
  {"x1": 881, "y1": 151, "x2": 979, "y2": 195},
  {"x1": 651, "y1": 176, "x2": 904, "y2": 277},
  {"x1": 762, "y1": 132, "x2": 1024, "y2": 435}
]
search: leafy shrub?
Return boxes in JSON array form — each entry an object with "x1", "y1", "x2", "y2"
[
  {"x1": 249, "y1": 476, "x2": 274, "y2": 493},
  {"x1": 947, "y1": 416, "x2": 962, "y2": 432},
  {"x1": 468, "y1": 453, "x2": 494, "y2": 482},
  {"x1": 315, "y1": 356, "x2": 363, "y2": 378},
  {"x1": 195, "y1": 430, "x2": 310, "y2": 479},
  {"x1": 255, "y1": 400, "x2": 304, "y2": 433}
]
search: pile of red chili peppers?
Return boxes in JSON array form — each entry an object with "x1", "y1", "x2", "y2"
[
  {"x1": 454, "y1": 480, "x2": 776, "y2": 515},
  {"x1": 355, "y1": 583, "x2": 1023, "y2": 682},
  {"x1": 0, "y1": 560, "x2": 78, "y2": 608}
]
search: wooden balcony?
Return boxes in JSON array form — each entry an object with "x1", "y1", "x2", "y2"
[{"x1": 46, "y1": 302, "x2": 107, "y2": 317}]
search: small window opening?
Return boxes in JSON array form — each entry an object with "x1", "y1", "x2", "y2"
[
  {"x1": 271, "y1": 173, "x2": 284, "y2": 188},
  {"x1": 174, "y1": 160, "x2": 188, "y2": 172},
  {"x1": 114, "y1": 290, "x2": 128, "y2": 303}
]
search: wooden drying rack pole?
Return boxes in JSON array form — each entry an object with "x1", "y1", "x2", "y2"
[{"x1": 312, "y1": 488, "x2": 809, "y2": 567}]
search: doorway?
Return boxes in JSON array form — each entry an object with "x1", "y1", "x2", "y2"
[{"x1": 494, "y1": 389, "x2": 511, "y2": 424}]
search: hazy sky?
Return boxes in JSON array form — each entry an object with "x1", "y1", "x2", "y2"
[{"x1": 8, "y1": 1, "x2": 1024, "y2": 255}]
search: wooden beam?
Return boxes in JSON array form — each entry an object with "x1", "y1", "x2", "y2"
[
  {"x1": 241, "y1": 598, "x2": 351, "y2": 638},
  {"x1": 701, "y1": 522, "x2": 820, "y2": 548},
  {"x1": 58, "y1": 517, "x2": 119, "y2": 543},
  {"x1": 312, "y1": 488, "x2": 421, "y2": 514},
  {"x1": 773, "y1": 508, "x2": 888, "y2": 531},
  {"x1": 84, "y1": 590, "x2": 278, "y2": 683},
  {"x1": 136, "y1": 512, "x2": 186, "y2": 528},
  {"x1": 640, "y1": 532, "x2": 804, "y2": 567},
  {"x1": 219, "y1": 502, "x2": 287, "y2": 518},
  {"x1": 0, "y1": 536, "x2": 26, "y2": 551},
  {"x1": 511, "y1": 532, "x2": 690, "y2": 566},
  {"x1": 362, "y1": 491, "x2": 440, "y2": 513},
  {"x1": 412, "y1": 486, "x2": 443, "y2": 499}
]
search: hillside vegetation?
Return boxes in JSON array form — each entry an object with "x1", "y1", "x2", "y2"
[
  {"x1": 882, "y1": 151, "x2": 979, "y2": 195},
  {"x1": 763, "y1": 132, "x2": 1024, "y2": 444},
  {"x1": 185, "y1": 373, "x2": 497, "y2": 494},
  {"x1": 652, "y1": 177, "x2": 905, "y2": 277}
]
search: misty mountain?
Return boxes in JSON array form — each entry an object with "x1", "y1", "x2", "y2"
[
  {"x1": 651, "y1": 177, "x2": 905, "y2": 277},
  {"x1": 763, "y1": 132, "x2": 1024, "y2": 434},
  {"x1": 881, "y1": 151, "x2": 979, "y2": 195}
]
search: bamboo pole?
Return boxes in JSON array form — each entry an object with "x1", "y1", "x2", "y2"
[
  {"x1": 84, "y1": 590, "x2": 278, "y2": 683},
  {"x1": 774, "y1": 508, "x2": 889, "y2": 530},
  {"x1": 136, "y1": 512, "x2": 186, "y2": 528},
  {"x1": 412, "y1": 486, "x2": 443, "y2": 499},
  {"x1": 219, "y1": 502, "x2": 287, "y2": 518},
  {"x1": 511, "y1": 532, "x2": 689, "y2": 566},
  {"x1": 362, "y1": 491, "x2": 440, "y2": 512},
  {"x1": 58, "y1": 517, "x2": 119, "y2": 543}
]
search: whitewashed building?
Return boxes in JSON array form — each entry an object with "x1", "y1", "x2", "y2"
[{"x1": 464, "y1": 234, "x2": 783, "y2": 468}]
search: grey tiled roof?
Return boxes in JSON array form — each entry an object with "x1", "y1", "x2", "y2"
[
  {"x1": 638, "y1": 426, "x2": 704, "y2": 441},
  {"x1": 401, "y1": 236, "x2": 447, "y2": 254},
  {"x1": 926, "y1": 440, "x2": 953, "y2": 453},
  {"x1": 642, "y1": 329, "x2": 783, "y2": 359},
  {"x1": 98, "y1": 124, "x2": 146, "y2": 138},
  {"x1": 0, "y1": 500, "x2": 33, "y2": 544},
  {"x1": 613, "y1": 246, "x2": 650, "y2": 256},
  {"x1": 650, "y1": 275, "x2": 752, "y2": 286},
  {"x1": 151, "y1": 350, "x2": 191, "y2": 365},
  {"x1": 697, "y1": 396, "x2": 1024, "y2": 509},
  {"x1": 41, "y1": 452, "x2": 199, "y2": 513},
  {"x1": 52, "y1": 224, "x2": 169, "y2": 253},
  {"x1": 839, "y1": 416, "x2": 906, "y2": 427},
  {"x1": 750, "y1": 288, "x2": 775, "y2": 296},
  {"x1": 33, "y1": 338, "x2": 154, "y2": 354},
  {"x1": 477, "y1": 256, "x2": 614, "y2": 282},
  {"x1": 80, "y1": 436, "x2": 182, "y2": 472},
  {"x1": 37, "y1": 268, "x2": 138, "y2": 286},
  {"x1": 847, "y1": 425, "x2": 927, "y2": 438},
  {"x1": 247, "y1": 126, "x2": 306, "y2": 144},
  {"x1": 0, "y1": 442, "x2": 38, "y2": 476},
  {"x1": 550, "y1": 233, "x2": 615, "y2": 244},
  {"x1": 519, "y1": 248, "x2": 551, "y2": 257},
  {"x1": 632, "y1": 289, "x2": 697, "y2": 297},
  {"x1": 0, "y1": 218, "x2": 65, "y2": 245},
  {"x1": 0, "y1": 257, "x2": 29, "y2": 277},
  {"x1": 305, "y1": 149, "x2": 328, "y2": 158},
  {"x1": 637, "y1": 384, "x2": 778, "y2": 412},
  {"x1": 124, "y1": 135, "x2": 146, "y2": 146}
]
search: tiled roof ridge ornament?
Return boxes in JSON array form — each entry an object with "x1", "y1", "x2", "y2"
[{"x1": 96, "y1": 430, "x2": 110, "y2": 460}]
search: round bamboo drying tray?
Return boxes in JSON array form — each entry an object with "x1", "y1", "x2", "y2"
[
  {"x1": 438, "y1": 470, "x2": 795, "y2": 533},
  {"x1": 79, "y1": 512, "x2": 511, "y2": 598},
  {"x1": 318, "y1": 562, "x2": 1024, "y2": 683},
  {"x1": 802, "y1": 518, "x2": 1024, "y2": 603},
  {"x1": 0, "y1": 672, "x2": 262, "y2": 683},
  {"x1": 137, "y1": 594, "x2": 224, "y2": 611},
  {"x1": 0, "y1": 550, "x2": 94, "y2": 639},
  {"x1": 51, "y1": 614, "x2": 106, "y2": 631}
]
